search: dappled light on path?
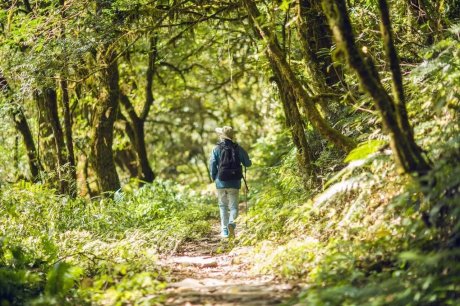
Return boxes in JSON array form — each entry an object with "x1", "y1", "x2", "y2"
[{"x1": 160, "y1": 224, "x2": 296, "y2": 306}]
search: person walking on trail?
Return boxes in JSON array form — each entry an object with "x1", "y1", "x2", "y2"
[{"x1": 209, "y1": 126, "x2": 252, "y2": 238}]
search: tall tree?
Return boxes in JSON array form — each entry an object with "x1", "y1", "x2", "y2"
[
  {"x1": 242, "y1": 0, "x2": 356, "y2": 154},
  {"x1": 91, "y1": 49, "x2": 121, "y2": 193},
  {"x1": 322, "y1": 0, "x2": 431, "y2": 175},
  {"x1": 88, "y1": 0, "x2": 125, "y2": 194}
]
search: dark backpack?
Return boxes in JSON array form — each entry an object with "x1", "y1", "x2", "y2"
[{"x1": 217, "y1": 142, "x2": 242, "y2": 181}]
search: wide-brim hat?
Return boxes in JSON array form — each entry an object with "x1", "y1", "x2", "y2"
[{"x1": 215, "y1": 126, "x2": 235, "y2": 140}]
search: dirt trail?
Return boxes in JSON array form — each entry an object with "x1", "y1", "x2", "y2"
[{"x1": 159, "y1": 223, "x2": 297, "y2": 306}]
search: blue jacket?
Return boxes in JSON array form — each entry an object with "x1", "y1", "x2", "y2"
[{"x1": 209, "y1": 139, "x2": 252, "y2": 189}]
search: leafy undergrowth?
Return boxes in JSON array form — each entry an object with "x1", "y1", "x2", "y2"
[
  {"x1": 0, "y1": 180, "x2": 218, "y2": 305},
  {"x1": 238, "y1": 36, "x2": 460, "y2": 305}
]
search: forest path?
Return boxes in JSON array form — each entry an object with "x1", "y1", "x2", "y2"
[{"x1": 159, "y1": 217, "x2": 297, "y2": 305}]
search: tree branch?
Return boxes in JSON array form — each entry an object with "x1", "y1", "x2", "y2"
[
  {"x1": 120, "y1": 92, "x2": 140, "y2": 124},
  {"x1": 141, "y1": 36, "x2": 158, "y2": 121}
]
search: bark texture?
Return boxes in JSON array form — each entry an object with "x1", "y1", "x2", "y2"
[
  {"x1": 16, "y1": 108, "x2": 41, "y2": 180},
  {"x1": 91, "y1": 50, "x2": 121, "y2": 193},
  {"x1": 296, "y1": 0, "x2": 343, "y2": 89},
  {"x1": 35, "y1": 92, "x2": 56, "y2": 173}
]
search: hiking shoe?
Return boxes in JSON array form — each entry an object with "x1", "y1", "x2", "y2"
[
  {"x1": 227, "y1": 223, "x2": 235, "y2": 238},
  {"x1": 221, "y1": 228, "x2": 229, "y2": 238}
]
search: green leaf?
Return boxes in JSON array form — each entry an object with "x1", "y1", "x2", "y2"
[
  {"x1": 45, "y1": 262, "x2": 83, "y2": 297},
  {"x1": 344, "y1": 140, "x2": 386, "y2": 163},
  {"x1": 279, "y1": 0, "x2": 293, "y2": 11}
]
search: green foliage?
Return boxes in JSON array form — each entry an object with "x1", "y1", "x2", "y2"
[
  {"x1": 0, "y1": 0, "x2": 459, "y2": 304},
  {"x1": 236, "y1": 34, "x2": 460, "y2": 305},
  {"x1": 0, "y1": 180, "x2": 217, "y2": 304},
  {"x1": 0, "y1": 238, "x2": 43, "y2": 304},
  {"x1": 251, "y1": 239, "x2": 318, "y2": 280}
]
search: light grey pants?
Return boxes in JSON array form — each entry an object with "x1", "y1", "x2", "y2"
[{"x1": 217, "y1": 188, "x2": 239, "y2": 232}]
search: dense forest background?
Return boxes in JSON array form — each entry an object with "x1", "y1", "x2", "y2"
[{"x1": 0, "y1": 0, "x2": 459, "y2": 305}]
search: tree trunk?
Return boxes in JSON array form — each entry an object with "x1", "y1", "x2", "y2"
[
  {"x1": 119, "y1": 94, "x2": 155, "y2": 183},
  {"x1": 243, "y1": 0, "x2": 356, "y2": 153},
  {"x1": 322, "y1": 0, "x2": 430, "y2": 175},
  {"x1": 380, "y1": 0, "x2": 412, "y2": 138},
  {"x1": 35, "y1": 88, "x2": 73, "y2": 193},
  {"x1": 12, "y1": 107, "x2": 42, "y2": 180},
  {"x1": 118, "y1": 37, "x2": 157, "y2": 184},
  {"x1": 58, "y1": 0, "x2": 77, "y2": 196},
  {"x1": 77, "y1": 152, "x2": 90, "y2": 198},
  {"x1": 91, "y1": 50, "x2": 121, "y2": 193},
  {"x1": 0, "y1": 75, "x2": 41, "y2": 180},
  {"x1": 44, "y1": 88, "x2": 70, "y2": 193},
  {"x1": 270, "y1": 59, "x2": 314, "y2": 177},
  {"x1": 60, "y1": 79, "x2": 77, "y2": 195},
  {"x1": 296, "y1": 0, "x2": 343, "y2": 88},
  {"x1": 34, "y1": 91, "x2": 57, "y2": 174},
  {"x1": 134, "y1": 119, "x2": 154, "y2": 182},
  {"x1": 379, "y1": 0, "x2": 431, "y2": 171}
]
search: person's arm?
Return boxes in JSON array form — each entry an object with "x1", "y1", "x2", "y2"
[
  {"x1": 209, "y1": 147, "x2": 219, "y2": 181},
  {"x1": 239, "y1": 146, "x2": 252, "y2": 168}
]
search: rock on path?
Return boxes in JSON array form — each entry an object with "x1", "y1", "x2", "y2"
[{"x1": 159, "y1": 225, "x2": 296, "y2": 306}]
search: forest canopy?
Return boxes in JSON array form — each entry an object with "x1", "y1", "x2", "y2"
[{"x1": 0, "y1": 0, "x2": 459, "y2": 305}]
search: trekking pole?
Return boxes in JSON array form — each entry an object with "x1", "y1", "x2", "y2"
[{"x1": 243, "y1": 166, "x2": 249, "y2": 227}]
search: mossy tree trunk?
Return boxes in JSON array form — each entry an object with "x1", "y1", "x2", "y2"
[
  {"x1": 322, "y1": 0, "x2": 431, "y2": 175},
  {"x1": 296, "y1": 0, "x2": 344, "y2": 90},
  {"x1": 244, "y1": 1, "x2": 314, "y2": 178},
  {"x1": 270, "y1": 58, "x2": 314, "y2": 177},
  {"x1": 243, "y1": 0, "x2": 356, "y2": 154},
  {"x1": 91, "y1": 50, "x2": 121, "y2": 193}
]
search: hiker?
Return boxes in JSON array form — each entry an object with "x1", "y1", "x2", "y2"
[{"x1": 209, "y1": 126, "x2": 252, "y2": 238}]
